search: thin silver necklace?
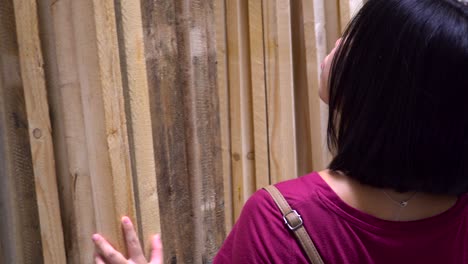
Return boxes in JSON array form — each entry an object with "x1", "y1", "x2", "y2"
[{"x1": 383, "y1": 190, "x2": 417, "y2": 220}]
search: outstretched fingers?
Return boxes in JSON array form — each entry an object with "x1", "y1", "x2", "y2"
[{"x1": 150, "y1": 234, "x2": 163, "y2": 264}]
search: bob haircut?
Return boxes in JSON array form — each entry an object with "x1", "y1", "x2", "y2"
[{"x1": 327, "y1": 0, "x2": 468, "y2": 195}]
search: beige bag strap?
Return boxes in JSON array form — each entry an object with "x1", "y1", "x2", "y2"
[{"x1": 264, "y1": 185, "x2": 324, "y2": 264}]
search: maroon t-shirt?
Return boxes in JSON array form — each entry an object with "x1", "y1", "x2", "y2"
[{"x1": 214, "y1": 172, "x2": 468, "y2": 263}]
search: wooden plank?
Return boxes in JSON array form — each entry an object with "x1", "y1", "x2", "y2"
[
  {"x1": 248, "y1": 0, "x2": 271, "y2": 190},
  {"x1": 226, "y1": 0, "x2": 256, "y2": 221},
  {"x1": 37, "y1": 0, "x2": 96, "y2": 262},
  {"x1": 324, "y1": 0, "x2": 341, "y2": 52},
  {"x1": 11, "y1": 0, "x2": 67, "y2": 263},
  {"x1": 0, "y1": 0, "x2": 43, "y2": 262},
  {"x1": 339, "y1": 0, "x2": 363, "y2": 32},
  {"x1": 263, "y1": 0, "x2": 299, "y2": 183},
  {"x1": 39, "y1": 0, "x2": 138, "y2": 261},
  {"x1": 295, "y1": 0, "x2": 331, "y2": 171},
  {"x1": 142, "y1": 0, "x2": 225, "y2": 262},
  {"x1": 73, "y1": 0, "x2": 137, "y2": 255},
  {"x1": 141, "y1": 1, "x2": 196, "y2": 261},
  {"x1": 291, "y1": 0, "x2": 314, "y2": 176},
  {"x1": 114, "y1": 0, "x2": 161, "y2": 257},
  {"x1": 214, "y1": 0, "x2": 234, "y2": 233},
  {"x1": 339, "y1": 0, "x2": 351, "y2": 32},
  {"x1": 187, "y1": 1, "x2": 226, "y2": 259}
]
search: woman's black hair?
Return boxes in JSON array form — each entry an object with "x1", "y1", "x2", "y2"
[{"x1": 327, "y1": 0, "x2": 468, "y2": 195}]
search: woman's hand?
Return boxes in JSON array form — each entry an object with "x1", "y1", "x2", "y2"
[{"x1": 92, "y1": 217, "x2": 162, "y2": 264}]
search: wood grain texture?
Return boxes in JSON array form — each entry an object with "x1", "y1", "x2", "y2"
[
  {"x1": 0, "y1": 0, "x2": 43, "y2": 262},
  {"x1": 226, "y1": 0, "x2": 256, "y2": 221},
  {"x1": 189, "y1": 1, "x2": 226, "y2": 259},
  {"x1": 38, "y1": 1, "x2": 96, "y2": 262},
  {"x1": 142, "y1": 2, "x2": 195, "y2": 261},
  {"x1": 142, "y1": 0, "x2": 225, "y2": 262},
  {"x1": 114, "y1": 0, "x2": 161, "y2": 256},
  {"x1": 296, "y1": 0, "x2": 331, "y2": 171},
  {"x1": 263, "y1": 0, "x2": 299, "y2": 183},
  {"x1": 12, "y1": 0, "x2": 67, "y2": 263},
  {"x1": 73, "y1": 0, "x2": 136, "y2": 256},
  {"x1": 214, "y1": 0, "x2": 234, "y2": 233},
  {"x1": 248, "y1": 0, "x2": 271, "y2": 190},
  {"x1": 291, "y1": 0, "x2": 314, "y2": 176},
  {"x1": 3, "y1": 0, "x2": 347, "y2": 261},
  {"x1": 38, "y1": 0, "x2": 137, "y2": 262}
]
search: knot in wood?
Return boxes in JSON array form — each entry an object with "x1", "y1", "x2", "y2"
[{"x1": 33, "y1": 128, "x2": 42, "y2": 139}]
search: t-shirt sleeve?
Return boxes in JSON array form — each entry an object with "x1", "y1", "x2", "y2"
[{"x1": 213, "y1": 189, "x2": 296, "y2": 263}]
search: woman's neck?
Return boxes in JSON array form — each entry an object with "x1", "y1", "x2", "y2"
[{"x1": 318, "y1": 170, "x2": 458, "y2": 221}]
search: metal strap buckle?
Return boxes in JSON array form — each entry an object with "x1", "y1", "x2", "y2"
[{"x1": 283, "y1": 210, "x2": 303, "y2": 231}]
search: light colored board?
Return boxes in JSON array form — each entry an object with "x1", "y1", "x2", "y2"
[
  {"x1": 40, "y1": 0, "x2": 138, "y2": 262},
  {"x1": 300, "y1": 0, "x2": 332, "y2": 171},
  {"x1": 226, "y1": 0, "x2": 256, "y2": 221},
  {"x1": 322, "y1": 0, "x2": 342, "y2": 162},
  {"x1": 39, "y1": 0, "x2": 96, "y2": 262},
  {"x1": 248, "y1": 0, "x2": 271, "y2": 190},
  {"x1": 290, "y1": 0, "x2": 314, "y2": 176},
  {"x1": 73, "y1": 0, "x2": 136, "y2": 254},
  {"x1": 339, "y1": 0, "x2": 351, "y2": 32},
  {"x1": 339, "y1": 0, "x2": 363, "y2": 32},
  {"x1": 0, "y1": 0, "x2": 43, "y2": 261},
  {"x1": 324, "y1": 0, "x2": 341, "y2": 52},
  {"x1": 214, "y1": 0, "x2": 234, "y2": 234},
  {"x1": 114, "y1": 0, "x2": 161, "y2": 256},
  {"x1": 12, "y1": 0, "x2": 67, "y2": 263},
  {"x1": 263, "y1": 0, "x2": 299, "y2": 183}
]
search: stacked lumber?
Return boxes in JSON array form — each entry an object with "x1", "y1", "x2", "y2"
[
  {"x1": 217, "y1": 0, "x2": 364, "y2": 226},
  {"x1": 37, "y1": 0, "x2": 161, "y2": 262},
  {"x1": 0, "y1": 0, "x2": 363, "y2": 262}
]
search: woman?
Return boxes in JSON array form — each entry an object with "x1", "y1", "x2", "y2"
[{"x1": 93, "y1": 0, "x2": 468, "y2": 262}]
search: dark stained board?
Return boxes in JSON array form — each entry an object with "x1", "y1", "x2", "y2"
[{"x1": 141, "y1": 0, "x2": 226, "y2": 262}]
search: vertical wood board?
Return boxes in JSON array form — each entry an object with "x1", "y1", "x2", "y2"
[
  {"x1": 226, "y1": 0, "x2": 256, "y2": 221},
  {"x1": 40, "y1": 0, "x2": 97, "y2": 261},
  {"x1": 291, "y1": 0, "x2": 314, "y2": 176},
  {"x1": 12, "y1": 0, "x2": 67, "y2": 262},
  {"x1": 141, "y1": 0, "x2": 196, "y2": 262},
  {"x1": 248, "y1": 0, "x2": 270, "y2": 190},
  {"x1": 72, "y1": 0, "x2": 136, "y2": 253},
  {"x1": 0, "y1": 1, "x2": 43, "y2": 261},
  {"x1": 263, "y1": 0, "x2": 298, "y2": 183},
  {"x1": 214, "y1": 0, "x2": 234, "y2": 233},
  {"x1": 114, "y1": 0, "x2": 161, "y2": 256},
  {"x1": 300, "y1": 0, "x2": 331, "y2": 171}
]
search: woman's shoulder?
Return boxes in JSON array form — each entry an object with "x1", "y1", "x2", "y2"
[
  {"x1": 271, "y1": 171, "x2": 327, "y2": 206},
  {"x1": 214, "y1": 173, "x2": 322, "y2": 263},
  {"x1": 246, "y1": 171, "x2": 323, "y2": 205}
]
